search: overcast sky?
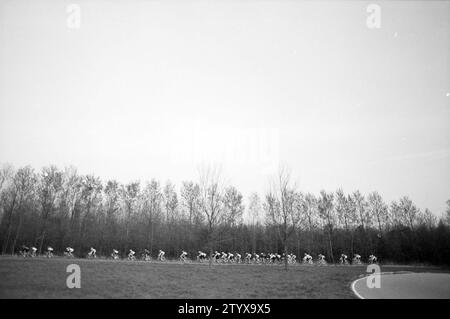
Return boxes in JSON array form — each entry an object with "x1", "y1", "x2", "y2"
[{"x1": 0, "y1": 0, "x2": 449, "y2": 216}]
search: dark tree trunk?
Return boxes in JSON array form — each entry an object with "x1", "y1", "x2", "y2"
[{"x1": 2, "y1": 196, "x2": 17, "y2": 254}]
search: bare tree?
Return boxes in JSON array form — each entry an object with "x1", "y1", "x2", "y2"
[
  {"x1": 292, "y1": 191, "x2": 307, "y2": 258},
  {"x1": 335, "y1": 189, "x2": 354, "y2": 256},
  {"x1": 163, "y1": 181, "x2": 178, "y2": 223},
  {"x1": 104, "y1": 180, "x2": 120, "y2": 224},
  {"x1": 181, "y1": 181, "x2": 201, "y2": 226},
  {"x1": 389, "y1": 200, "x2": 402, "y2": 227},
  {"x1": 142, "y1": 179, "x2": 162, "y2": 253},
  {"x1": 120, "y1": 182, "x2": 140, "y2": 251},
  {"x1": 352, "y1": 191, "x2": 369, "y2": 230},
  {"x1": 418, "y1": 208, "x2": 437, "y2": 229},
  {"x1": 0, "y1": 164, "x2": 14, "y2": 191},
  {"x1": 318, "y1": 190, "x2": 335, "y2": 264},
  {"x1": 345, "y1": 194, "x2": 359, "y2": 257},
  {"x1": 445, "y1": 200, "x2": 450, "y2": 227},
  {"x1": 265, "y1": 167, "x2": 301, "y2": 271},
  {"x1": 36, "y1": 166, "x2": 63, "y2": 254},
  {"x1": 335, "y1": 189, "x2": 348, "y2": 231},
  {"x1": 79, "y1": 175, "x2": 103, "y2": 248},
  {"x1": 103, "y1": 180, "x2": 121, "y2": 251},
  {"x1": 1, "y1": 167, "x2": 18, "y2": 254},
  {"x1": 398, "y1": 196, "x2": 419, "y2": 230},
  {"x1": 0, "y1": 165, "x2": 14, "y2": 227},
  {"x1": 367, "y1": 191, "x2": 388, "y2": 235},
  {"x1": 198, "y1": 166, "x2": 225, "y2": 267},
  {"x1": 303, "y1": 193, "x2": 318, "y2": 253},
  {"x1": 223, "y1": 186, "x2": 244, "y2": 227},
  {"x1": 1, "y1": 166, "x2": 36, "y2": 254},
  {"x1": 10, "y1": 166, "x2": 37, "y2": 254},
  {"x1": 222, "y1": 186, "x2": 245, "y2": 252},
  {"x1": 59, "y1": 167, "x2": 82, "y2": 248},
  {"x1": 248, "y1": 192, "x2": 261, "y2": 253}
]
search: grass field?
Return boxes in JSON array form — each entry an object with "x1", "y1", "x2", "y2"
[{"x1": 0, "y1": 256, "x2": 446, "y2": 298}]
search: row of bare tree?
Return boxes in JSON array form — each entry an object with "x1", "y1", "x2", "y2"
[{"x1": 1, "y1": 164, "x2": 450, "y2": 267}]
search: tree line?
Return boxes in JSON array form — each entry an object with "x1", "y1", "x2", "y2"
[{"x1": 1, "y1": 164, "x2": 449, "y2": 266}]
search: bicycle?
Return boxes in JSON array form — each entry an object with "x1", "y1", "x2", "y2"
[
  {"x1": 339, "y1": 259, "x2": 349, "y2": 265},
  {"x1": 87, "y1": 252, "x2": 97, "y2": 259},
  {"x1": 352, "y1": 258, "x2": 362, "y2": 265},
  {"x1": 317, "y1": 259, "x2": 328, "y2": 266},
  {"x1": 180, "y1": 257, "x2": 191, "y2": 264}
]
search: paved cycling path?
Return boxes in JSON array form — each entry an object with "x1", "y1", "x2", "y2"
[{"x1": 352, "y1": 272, "x2": 450, "y2": 299}]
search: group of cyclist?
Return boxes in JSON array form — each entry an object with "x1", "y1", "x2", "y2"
[
  {"x1": 17, "y1": 245, "x2": 378, "y2": 265},
  {"x1": 339, "y1": 253, "x2": 378, "y2": 265},
  {"x1": 206, "y1": 251, "x2": 298, "y2": 264},
  {"x1": 19, "y1": 245, "x2": 39, "y2": 258},
  {"x1": 301, "y1": 253, "x2": 377, "y2": 265},
  {"x1": 125, "y1": 249, "x2": 166, "y2": 261}
]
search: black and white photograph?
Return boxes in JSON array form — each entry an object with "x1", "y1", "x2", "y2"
[{"x1": 0, "y1": 0, "x2": 449, "y2": 305}]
